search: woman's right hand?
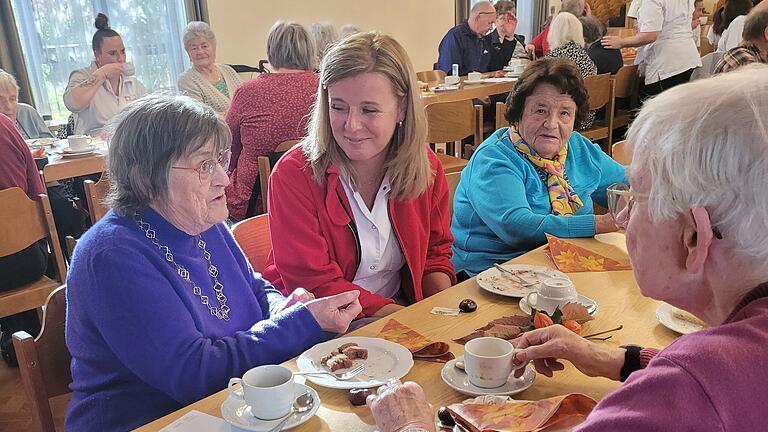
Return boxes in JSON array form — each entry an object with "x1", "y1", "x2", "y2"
[
  {"x1": 303, "y1": 290, "x2": 362, "y2": 333},
  {"x1": 511, "y1": 325, "x2": 625, "y2": 381},
  {"x1": 595, "y1": 213, "x2": 619, "y2": 234},
  {"x1": 96, "y1": 63, "x2": 126, "y2": 81}
]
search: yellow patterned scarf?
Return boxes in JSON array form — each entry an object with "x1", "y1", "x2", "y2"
[{"x1": 510, "y1": 128, "x2": 583, "y2": 215}]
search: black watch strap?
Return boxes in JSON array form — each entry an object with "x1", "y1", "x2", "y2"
[{"x1": 619, "y1": 345, "x2": 643, "y2": 382}]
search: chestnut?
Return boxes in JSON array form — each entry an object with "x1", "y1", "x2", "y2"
[
  {"x1": 348, "y1": 388, "x2": 374, "y2": 406},
  {"x1": 438, "y1": 406, "x2": 456, "y2": 426},
  {"x1": 459, "y1": 298, "x2": 477, "y2": 313}
]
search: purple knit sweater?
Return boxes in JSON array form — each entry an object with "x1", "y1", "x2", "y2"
[
  {"x1": 578, "y1": 284, "x2": 768, "y2": 431},
  {"x1": 64, "y1": 208, "x2": 326, "y2": 431}
]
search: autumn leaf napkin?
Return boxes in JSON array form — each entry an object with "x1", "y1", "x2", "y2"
[
  {"x1": 545, "y1": 234, "x2": 631, "y2": 272},
  {"x1": 376, "y1": 319, "x2": 455, "y2": 363}
]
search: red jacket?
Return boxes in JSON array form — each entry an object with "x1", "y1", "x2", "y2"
[{"x1": 262, "y1": 146, "x2": 456, "y2": 317}]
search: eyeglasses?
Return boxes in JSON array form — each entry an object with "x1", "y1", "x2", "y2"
[
  {"x1": 606, "y1": 182, "x2": 723, "y2": 239},
  {"x1": 171, "y1": 149, "x2": 231, "y2": 183}
]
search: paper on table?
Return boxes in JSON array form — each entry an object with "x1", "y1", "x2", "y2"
[
  {"x1": 159, "y1": 410, "x2": 229, "y2": 432},
  {"x1": 545, "y1": 234, "x2": 632, "y2": 272}
]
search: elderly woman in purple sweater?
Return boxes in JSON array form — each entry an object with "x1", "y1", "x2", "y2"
[
  {"x1": 64, "y1": 94, "x2": 362, "y2": 431},
  {"x1": 368, "y1": 65, "x2": 768, "y2": 431}
]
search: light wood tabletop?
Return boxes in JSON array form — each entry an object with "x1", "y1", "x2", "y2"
[
  {"x1": 436, "y1": 153, "x2": 468, "y2": 174},
  {"x1": 40, "y1": 140, "x2": 107, "y2": 183},
  {"x1": 420, "y1": 78, "x2": 517, "y2": 106},
  {"x1": 135, "y1": 233, "x2": 679, "y2": 431}
]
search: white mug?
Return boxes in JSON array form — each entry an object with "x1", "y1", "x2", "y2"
[
  {"x1": 699, "y1": 16, "x2": 708, "y2": 25},
  {"x1": 67, "y1": 134, "x2": 92, "y2": 151},
  {"x1": 467, "y1": 72, "x2": 482, "y2": 82},
  {"x1": 122, "y1": 62, "x2": 135, "y2": 76},
  {"x1": 525, "y1": 277, "x2": 577, "y2": 315},
  {"x1": 228, "y1": 365, "x2": 296, "y2": 420},
  {"x1": 464, "y1": 337, "x2": 517, "y2": 388},
  {"x1": 444, "y1": 75, "x2": 460, "y2": 86}
]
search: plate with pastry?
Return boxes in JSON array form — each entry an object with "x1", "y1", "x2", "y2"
[
  {"x1": 297, "y1": 336, "x2": 414, "y2": 389},
  {"x1": 656, "y1": 303, "x2": 707, "y2": 334}
]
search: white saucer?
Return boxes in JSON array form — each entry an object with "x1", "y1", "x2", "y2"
[
  {"x1": 220, "y1": 382, "x2": 320, "y2": 432},
  {"x1": 61, "y1": 145, "x2": 96, "y2": 154},
  {"x1": 441, "y1": 356, "x2": 535, "y2": 397},
  {"x1": 464, "y1": 79, "x2": 483, "y2": 85},
  {"x1": 518, "y1": 294, "x2": 598, "y2": 316},
  {"x1": 433, "y1": 84, "x2": 460, "y2": 92},
  {"x1": 656, "y1": 303, "x2": 706, "y2": 334},
  {"x1": 59, "y1": 151, "x2": 97, "y2": 159}
]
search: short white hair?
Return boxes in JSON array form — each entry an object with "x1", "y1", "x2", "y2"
[
  {"x1": 628, "y1": 64, "x2": 768, "y2": 259},
  {"x1": 183, "y1": 21, "x2": 216, "y2": 51},
  {"x1": 470, "y1": 0, "x2": 495, "y2": 16},
  {"x1": 561, "y1": 0, "x2": 585, "y2": 16},
  {"x1": 548, "y1": 12, "x2": 585, "y2": 49},
  {"x1": 339, "y1": 23, "x2": 361, "y2": 38},
  {"x1": 0, "y1": 69, "x2": 19, "y2": 93}
]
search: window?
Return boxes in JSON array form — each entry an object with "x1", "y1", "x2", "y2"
[{"x1": 12, "y1": 0, "x2": 190, "y2": 122}]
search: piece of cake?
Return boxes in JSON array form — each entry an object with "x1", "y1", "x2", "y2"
[
  {"x1": 341, "y1": 345, "x2": 368, "y2": 360},
  {"x1": 325, "y1": 353, "x2": 353, "y2": 372}
]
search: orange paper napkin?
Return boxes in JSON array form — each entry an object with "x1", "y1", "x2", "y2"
[
  {"x1": 376, "y1": 319, "x2": 455, "y2": 363},
  {"x1": 545, "y1": 234, "x2": 631, "y2": 272},
  {"x1": 448, "y1": 393, "x2": 597, "y2": 432}
]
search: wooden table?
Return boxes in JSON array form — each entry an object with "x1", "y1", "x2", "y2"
[
  {"x1": 420, "y1": 78, "x2": 517, "y2": 106},
  {"x1": 136, "y1": 233, "x2": 678, "y2": 431},
  {"x1": 40, "y1": 140, "x2": 107, "y2": 183},
  {"x1": 436, "y1": 153, "x2": 468, "y2": 174}
]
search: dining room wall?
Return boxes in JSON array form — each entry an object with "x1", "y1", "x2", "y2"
[{"x1": 207, "y1": 0, "x2": 455, "y2": 73}]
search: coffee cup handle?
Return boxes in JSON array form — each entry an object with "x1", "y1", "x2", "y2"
[
  {"x1": 228, "y1": 377, "x2": 244, "y2": 400},
  {"x1": 85, "y1": 136, "x2": 93, "y2": 144},
  {"x1": 525, "y1": 292, "x2": 538, "y2": 310}
]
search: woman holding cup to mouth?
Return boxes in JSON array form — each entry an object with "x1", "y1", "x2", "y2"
[{"x1": 63, "y1": 13, "x2": 147, "y2": 135}]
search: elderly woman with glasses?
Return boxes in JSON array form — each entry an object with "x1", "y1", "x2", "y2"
[
  {"x1": 369, "y1": 64, "x2": 768, "y2": 432},
  {"x1": 64, "y1": 94, "x2": 361, "y2": 432},
  {"x1": 262, "y1": 32, "x2": 456, "y2": 322},
  {"x1": 178, "y1": 21, "x2": 243, "y2": 115},
  {"x1": 0, "y1": 69, "x2": 54, "y2": 140},
  {"x1": 451, "y1": 58, "x2": 624, "y2": 277},
  {"x1": 225, "y1": 21, "x2": 319, "y2": 220}
]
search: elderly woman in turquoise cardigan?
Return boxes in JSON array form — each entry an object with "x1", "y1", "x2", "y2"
[{"x1": 451, "y1": 58, "x2": 626, "y2": 276}]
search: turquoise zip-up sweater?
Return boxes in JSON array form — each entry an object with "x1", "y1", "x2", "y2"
[{"x1": 451, "y1": 128, "x2": 627, "y2": 275}]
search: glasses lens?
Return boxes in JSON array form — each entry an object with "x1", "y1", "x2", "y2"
[
  {"x1": 218, "y1": 149, "x2": 231, "y2": 171},
  {"x1": 607, "y1": 183, "x2": 631, "y2": 228}
]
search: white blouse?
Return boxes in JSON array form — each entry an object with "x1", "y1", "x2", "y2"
[
  {"x1": 339, "y1": 171, "x2": 405, "y2": 299},
  {"x1": 638, "y1": 0, "x2": 702, "y2": 84}
]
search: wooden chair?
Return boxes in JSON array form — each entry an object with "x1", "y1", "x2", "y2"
[
  {"x1": 256, "y1": 140, "x2": 301, "y2": 214},
  {"x1": 445, "y1": 171, "x2": 462, "y2": 218},
  {"x1": 495, "y1": 101, "x2": 508, "y2": 130},
  {"x1": 12, "y1": 285, "x2": 71, "y2": 432},
  {"x1": 611, "y1": 139, "x2": 633, "y2": 165},
  {"x1": 425, "y1": 100, "x2": 482, "y2": 159},
  {"x1": 64, "y1": 236, "x2": 77, "y2": 260},
  {"x1": 0, "y1": 189, "x2": 67, "y2": 319},
  {"x1": 580, "y1": 74, "x2": 615, "y2": 152},
  {"x1": 231, "y1": 214, "x2": 272, "y2": 273},
  {"x1": 83, "y1": 174, "x2": 109, "y2": 225},
  {"x1": 416, "y1": 70, "x2": 446, "y2": 83},
  {"x1": 611, "y1": 65, "x2": 639, "y2": 134}
]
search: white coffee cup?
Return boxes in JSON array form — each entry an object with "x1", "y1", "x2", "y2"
[
  {"x1": 525, "y1": 277, "x2": 578, "y2": 315},
  {"x1": 122, "y1": 62, "x2": 135, "y2": 76},
  {"x1": 228, "y1": 365, "x2": 296, "y2": 420},
  {"x1": 67, "y1": 134, "x2": 92, "y2": 152},
  {"x1": 444, "y1": 75, "x2": 460, "y2": 86},
  {"x1": 464, "y1": 337, "x2": 517, "y2": 388},
  {"x1": 699, "y1": 16, "x2": 708, "y2": 25},
  {"x1": 467, "y1": 72, "x2": 482, "y2": 82},
  {"x1": 509, "y1": 58, "x2": 523, "y2": 68}
]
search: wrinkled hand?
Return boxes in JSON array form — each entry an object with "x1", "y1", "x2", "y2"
[
  {"x1": 511, "y1": 325, "x2": 625, "y2": 380},
  {"x1": 584, "y1": 1, "x2": 592, "y2": 17},
  {"x1": 96, "y1": 63, "x2": 125, "y2": 80},
  {"x1": 595, "y1": 213, "x2": 620, "y2": 234},
  {"x1": 525, "y1": 44, "x2": 537, "y2": 60},
  {"x1": 368, "y1": 380, "x2": 436, "y2": 432},
  {"x1": 277, "y1": 288, "x2": 315, "y2": 313},
  {"x1": 601, "y1": 36, "x2": 624, "y2": 49},
  {"x1": 304, "y1": 290, "x2": 362, "y2": 333},
  {"x1": 500, "y1": 12, "x2": 518, "y2": 37}
]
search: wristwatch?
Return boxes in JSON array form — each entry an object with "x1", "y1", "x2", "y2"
[{"x1": 619, "y1": 344, "x2": 643, "y2": 382}]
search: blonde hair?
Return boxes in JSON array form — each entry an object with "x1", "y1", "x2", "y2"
[
  {"x1": 548, "y1": 12, "x2": 585, "y2": 49},
  {"x1": 267, "y1": 21, "x2": 316, "y2": 71},
  {"x1": 303, "y1": 31, "x2": 432, "y2": 199}
]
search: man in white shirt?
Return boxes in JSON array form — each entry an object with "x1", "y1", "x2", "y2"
[{"x1": 602, "y1": 0, "x2": 702, "y2": 99}]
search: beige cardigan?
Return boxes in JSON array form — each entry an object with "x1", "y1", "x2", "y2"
[{"x1": 177, "y1": 64, "x2": 243, "y2": 113}]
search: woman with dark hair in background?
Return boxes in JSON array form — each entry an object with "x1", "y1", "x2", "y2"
[{"x1": 63, "y1": 13, "x2": 147, "y2": 135}]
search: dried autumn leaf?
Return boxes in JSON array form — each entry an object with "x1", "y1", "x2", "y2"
[
  {"x1": 484, "y1": 324, "x2": 522, "y2": 339},
  {"x1": 562, "y1": 302, "x2": 594, "y2": 322}
]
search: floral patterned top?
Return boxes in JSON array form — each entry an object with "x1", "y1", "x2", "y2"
[{"x1": 547, "y1": 41, "x2": 598, "y2": 130}]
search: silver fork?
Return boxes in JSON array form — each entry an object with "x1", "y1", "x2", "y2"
[
  {"x1": 294, "y1": 364, "x2": 365, "y2": 380},
  {"x1": 493, "y1": 263, "x2": 538, "y2": 287}
]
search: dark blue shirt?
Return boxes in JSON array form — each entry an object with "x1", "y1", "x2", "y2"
[
  {"x1": 436, "y1": 21, "x2": 492, "y2": 76},
  {"x1": 586, "y1": 43, "x2": 624, "y2": 75}
]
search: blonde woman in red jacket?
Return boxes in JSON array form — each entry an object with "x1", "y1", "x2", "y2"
[{"x1": 262, "y1": 32, "x2": 456, "y2": 320}]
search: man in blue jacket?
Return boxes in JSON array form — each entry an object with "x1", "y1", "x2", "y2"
[{"x1": 436, "y1": 1, "x2": 497, "y2": 76}]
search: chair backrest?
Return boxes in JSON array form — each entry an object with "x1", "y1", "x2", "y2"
[
  {"x1": 613, "y1": 65, "x2": 639, "y2": 99},
  {"x1": 445, "y1": 171, "x2": 462, "y2": 218},
  {"x1": 83, "y1": 174, "x2": 109, "y2": 224},
  {"x1": 495, "y1": 101, "x2": 508, "y2": 130},
  {"x1": 0, "y1": 188, "x2": 66, "y2": 281},
  {"x1": 690, "y1": 51, "x2": 725, "y2": 81},
  {"x1": 231, "y1": 214, "x2": 272, "y2": 273},
  {"x1": 611, "y1": 140, "x2": 632, "y2": 165},
  {"x1": 416, "y1": 70, "x2": 446, "y2": 83},
  {"x1": 426, "y1": 100, "x2": 482, "y2": 159},
  {"x1": 583, "y1": 74, "x2": 613, "y2": 110},
  {"x1": 256, "y1": 140, "x2": 301, "y2": 214},
  {"x1": 12, "y1": 285, "x2": 71, "y2": 432}
]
